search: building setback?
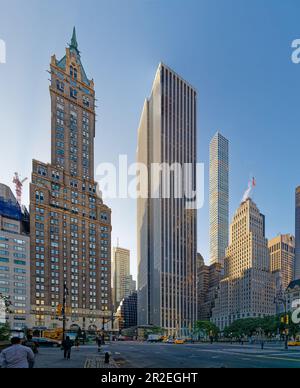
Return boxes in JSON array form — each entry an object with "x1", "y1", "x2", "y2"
[
  {"x1": 29, "y1": 29, "x2": 112, "y2": 330},
  {"x1": 0, "y1": 184, "x2": 30, "y2": 330},
  {"x1": 209, "y1": 132, "x2": 229, "y2": 267},
  {"x1": 212, "y1": 198, "x2": 275, "y2": 330},
  {"x1": 295, "y1": 187, "x2": 300, "y2": 280},
  {"x1": 137, "y1": 63, "x2": 197, "y2": 335}
]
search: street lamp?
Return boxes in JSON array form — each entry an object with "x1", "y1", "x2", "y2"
[
  {"x1": 62, "y1": 283, "x2": 69, "y2": 342},
  {"x1": 274, "y1": 289, "x2": 290, "y2": 351},
  {"x1": 101, "y1": 312, "x2": 115, "y2": 344}
]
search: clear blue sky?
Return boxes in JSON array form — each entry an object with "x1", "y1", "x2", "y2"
[{"x1": 0, "y1": 0, "x2": 300, "y2": 281}]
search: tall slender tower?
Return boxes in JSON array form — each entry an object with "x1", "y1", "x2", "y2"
[
  {"x1": 29, "y1": 29, "x2": 112, "y2": 330},
  {"x1": 209, "y1": 132, "x2": 229, "y2": 266},
  {"x1": 295, "y1": 187, "x2": 300, "y2": 280},
  {"x1": 137, "y1": 63, "x2": 197, "y2": 336}
]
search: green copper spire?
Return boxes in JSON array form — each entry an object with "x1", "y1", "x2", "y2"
[{"x1": 70, "y1": 26, "x2": 79, "y2": 53}]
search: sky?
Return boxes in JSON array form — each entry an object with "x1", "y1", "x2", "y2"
[{"x1": 0, "y1": 0, "x2": 300, "y2": 282}]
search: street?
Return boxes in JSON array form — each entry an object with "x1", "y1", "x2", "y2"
[{"x1": 33, "y1": 342, "x2": 300, "y2": 369}]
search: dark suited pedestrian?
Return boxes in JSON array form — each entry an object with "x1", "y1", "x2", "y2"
[{"x1": 62, "y1": 336, "x2": 73, "y2": 360}]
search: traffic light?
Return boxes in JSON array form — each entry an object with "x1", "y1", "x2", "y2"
[
  {"x1": 280, "y1": 314, "x2": 289, "y2": 325},
  {"x1": 285, "y1": 315, "x2": 289, "y2": 325},
  {"x1": 56, "y1": 304, "x2": 63, "y2": 316}
]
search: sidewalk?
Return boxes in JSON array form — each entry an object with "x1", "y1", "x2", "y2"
[
  {"x1": 84, "y1": 357, "x2": 118, "y2": 368},
  {"x1": 34, "y1": 345, "x2": 110, "y2": 368}
]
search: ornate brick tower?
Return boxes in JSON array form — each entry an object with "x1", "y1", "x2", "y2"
[{"x1": 29, "y1": 29, "x2": 112, "y2": 331}]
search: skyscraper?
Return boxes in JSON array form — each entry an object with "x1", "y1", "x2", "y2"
[
  {"x1": 112, "y1": 247, "x2": 135, "y2": 310},
  {"x1": 269, "y1": 234, "x2": 295, "y2": 291},
  {"x1": 295, "y1": 187, "x2": 300, "y2": 280},
  {"x1": 209, "y1": 132, "x2": 229, "y2": 267},
  {"x1": 115, "y1": 291, "x2": 137, "y2": 331},
  {"x1": 137, "y1": 63, "x2": 197, "y2": 335},
  {"x1": 196, "y1": 253, "x2": 223, "y2": 321},
  {"x1": 29, "y1": 29, "x2": 112, "y2": 330},
  {"x1": 212, "y1": 198, "x2": 275, "y2": 330},
  {"x1": 0, "y1": 184, "x2": 30, "y2": 330}
]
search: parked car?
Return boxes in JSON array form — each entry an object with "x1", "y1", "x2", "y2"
[
  {"x1": 165, "y1": 338, "x2": 175, "y2": 344},
  {"x1": 32, "y1": 337, "x2": 61, "y2": 348},
  {"x1": 147, "y1": 334, "x2": 162, "y2": 343}
]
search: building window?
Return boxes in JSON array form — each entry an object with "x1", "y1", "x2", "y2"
[
  {"x1": 70, "y1": 66, "x2": 78, "y2": 80},
  {"x1": 70, "y1": 88, "x2": 78, "y2": 99},
  {"x1": 83, "y1": 96, "x2": 90, "y2": 107},
  {"x1": 56, "y1": 80, "x2": 64, "y2": 92}
]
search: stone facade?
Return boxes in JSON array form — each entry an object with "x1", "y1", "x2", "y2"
[
  {"x1": 212, "y1": 199, "x2": 275, "y2": 330},
  {"x1": 29, "y1": 29, "x2": 112, "y2": 330}
]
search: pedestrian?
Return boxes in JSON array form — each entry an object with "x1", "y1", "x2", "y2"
[
  {"x1": 96, "y1": 335, "x2": 102, "y2": 353},
  {"x1": 23, "y1": 335, "x2": 39, "y2": 355},
  {"x1": 62, "y1": 336, "x2": 73, "y2": 360},
  {"x1": 23, "y1": 334, "x2": 39, "y2": 368},
  {"x1": 0, "y1": 337, "x2": 35, "y2": 369}
]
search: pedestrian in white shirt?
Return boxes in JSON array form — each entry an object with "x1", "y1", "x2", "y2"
[{"x1": 0, "y1": 337, "x2": 35, "y2": 368}]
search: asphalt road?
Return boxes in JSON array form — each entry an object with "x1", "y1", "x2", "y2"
[
  {"x1": 34, "y1": 342, "x2": 300, "y2": 368},
  {"x1": 108, "y1": 341, "x2": 300, "y2": 369}
]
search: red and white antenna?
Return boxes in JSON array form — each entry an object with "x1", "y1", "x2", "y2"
[{"x1": 12, "y1": 172, "x2": 28, "y2": 206}]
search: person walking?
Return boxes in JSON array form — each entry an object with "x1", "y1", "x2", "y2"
[
  {"x1": 62, "y1": 336, "x2": 73, "y2": 360},
  {"x1": 96, "y1": 335, "x2": 102, "y2": 353},
  {"x1": 75, "y1": 336, "x2": 80, "y2": 351},
  {"x1": 23, "y1": 335, "x2": 38, "y2": 368},
  {"x1": 0, "y1": 337, "x2": 35, "y2": 369},
  {"x1": 23, "y1": 335, "x2": 39, "y2": 355}
]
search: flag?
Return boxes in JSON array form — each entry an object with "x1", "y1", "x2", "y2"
[{"x1": 252, "y1": 177, "x2": 256, "y2": 187}]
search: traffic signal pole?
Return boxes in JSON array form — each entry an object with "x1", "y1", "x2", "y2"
[{"x1": 62, "y1": 283, "x2": 68, "y2": 342}]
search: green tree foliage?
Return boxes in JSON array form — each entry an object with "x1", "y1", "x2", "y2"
[
  {"x1": 194, "y1": 321, "x2": 220, "y2": 337},
  {"x1": 0, "y1": 323, "x2": 10, "y2": 341},
  {"x1": 223, "y1": 314, "x2": 300, "y2": 338}
]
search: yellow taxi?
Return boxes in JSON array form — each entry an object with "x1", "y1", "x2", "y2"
[
  {"x1": 288, "y1": 341, "x2": 300, "y2": 347},
  {"x1": 174, "y1": 338, "x2": 185, "y2": 345}
]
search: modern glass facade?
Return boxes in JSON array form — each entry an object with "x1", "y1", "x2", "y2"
[
  {"x1": 209, "y1": 132, "x2": 229, "y2": 267},
  {"x1": 137, "y1": 63, "x2": 197, "y2": 336}
]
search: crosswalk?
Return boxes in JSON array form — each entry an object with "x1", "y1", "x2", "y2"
[{"x1": 84, "y1": 356, "x2": 119, "y2": 369}]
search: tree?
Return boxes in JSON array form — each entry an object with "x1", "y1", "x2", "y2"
[
  {"x1": 194, "y1": 321, "x2": 219, "y2": 338},
  {"x1": 224, "y1": 318, "x2": 267, "y2": 338},
  {"x1": 0, "y1": 323, "x2": 10, "y2": 341},
  {"x1": 223, "y1": 315, "x2": 298, "y2": 339}
]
